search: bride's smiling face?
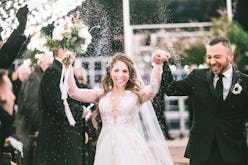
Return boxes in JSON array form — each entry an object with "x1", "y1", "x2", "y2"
[{"x1": 110, "y1": 61, "x2": 129, "y2": 88}]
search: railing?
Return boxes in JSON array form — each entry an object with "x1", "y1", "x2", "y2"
[{"x1": 164, "y1": 96, "x2": 189, "y2": 138}]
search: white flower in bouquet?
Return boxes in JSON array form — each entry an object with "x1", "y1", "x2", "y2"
[
  {"x1": 23, "y1": 59, "x2": 32, "y2": 67},
  {"x1": 52, "y1": 25, "x2": 65, "y2": 41},
  {"x1": 35, "y1": 51, "x2": 53, "y2": 61},
  {"x1": 28, "y1": 32, "x2": 48, "y2": 52},
  {"x1": 52, "y1": 17, "x2": 74, "y2": 41},
  {"x1": 24, "y1": 32, "x2": 53, "y2": 65},
  {"x1": 78, "y1": 25, "x2": 92, "y2": 52}
]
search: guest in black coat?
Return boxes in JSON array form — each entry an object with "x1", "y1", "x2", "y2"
[
  {"x1": 0, "y1": 5, "x2": 28, "y2": 69},
  {"x1": 35, "y1": 48, "x2": 85, "y2": 165},
  {"x1": 159, "y1": 36, "x2": 248, "y2": 165},
  {"x1": 0, "y1": 69, "x2": 16, "y2": 165},
  {"x1": 16, "y1": 54, "x2": 54, "y2": 165}
]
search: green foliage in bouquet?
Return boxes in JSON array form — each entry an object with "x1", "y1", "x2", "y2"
[
  {"x1": 22, "y1": 49, "x2": 43, "y2": 65},
  {"x1": 45, "y1": 27, "x2": 86, "y2": 53}
]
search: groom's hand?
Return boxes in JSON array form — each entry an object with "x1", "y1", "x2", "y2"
[{"x1": 152, "y1": 49, "x2": 171, "y2": 65}]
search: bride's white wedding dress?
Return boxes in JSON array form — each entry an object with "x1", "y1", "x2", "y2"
[
  {"x1": 67, "y1": 64, "x2": 173, "y2": 165},
  {"x1": 93, "y1": 91, "x2": 158, "y2": 165}
]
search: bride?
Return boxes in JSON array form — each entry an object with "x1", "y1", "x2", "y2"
[{"x1": 67, "y1": 50, "x2": 174, "y2": 165}]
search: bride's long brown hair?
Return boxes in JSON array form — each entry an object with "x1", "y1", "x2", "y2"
[{"x1": 92, "y1": 52, "x2": 141, "y2": 130}]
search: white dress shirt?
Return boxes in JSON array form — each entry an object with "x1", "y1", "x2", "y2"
[{"x1": 213, "y1": 66, "x2": 233, "y2": 100}]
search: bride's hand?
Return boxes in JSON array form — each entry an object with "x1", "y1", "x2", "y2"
[
  {"x1": 10, "y1": 161, "x2": 17, "y2": 165},
  {"x1": 82, "y1": 106, "x2": 92, "y2": 120},
  {"x1": 85, "y1": 132, "x2": 89, "y2": 144}
]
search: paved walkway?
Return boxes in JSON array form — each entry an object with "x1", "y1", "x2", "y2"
[{"x1": 167, "y1": 137, "x2": 190, "y2": 165}]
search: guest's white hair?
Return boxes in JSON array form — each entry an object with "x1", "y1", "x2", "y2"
[
  {"x1": 37, "y1": 53, "x2": 54, "y2": 64},
  {"x1": 73, "y1": 66, "x2": 88, "y2": 85}
]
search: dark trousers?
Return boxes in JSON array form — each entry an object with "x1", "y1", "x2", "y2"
[{"x1": 190, "y1": 140, "x2": 247, "y2": 165}]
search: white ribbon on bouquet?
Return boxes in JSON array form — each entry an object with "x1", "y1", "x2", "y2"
[{"x1": 60, "y1": 65, "x2": 76, "y2": 126}]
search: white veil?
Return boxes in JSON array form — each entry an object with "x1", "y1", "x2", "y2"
[{"x1": 134, "y1": 64, "x2": 174, "y2": 165}]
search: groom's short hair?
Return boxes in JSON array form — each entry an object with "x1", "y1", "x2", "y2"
[{"x1": 207, "y1": 36, "x2": 232, "y2": 50}]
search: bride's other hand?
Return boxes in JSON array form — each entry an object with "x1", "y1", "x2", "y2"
[
  {"x1": 152, "y1": 49, "x2": 171, "y2": 65},
  {"x1": 85, "y1": 132, "x2": 89, "y2": 144},
  {"x1": 10, "y1": 161, "x2": 17, "y2": 165},
  {"x1": 82, "y1": 106, "x2": 92, "y2": 120}
]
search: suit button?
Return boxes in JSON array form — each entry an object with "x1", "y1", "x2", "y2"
[{"x1": 224, "y1": 132, "x2": 228, "y2": 136}]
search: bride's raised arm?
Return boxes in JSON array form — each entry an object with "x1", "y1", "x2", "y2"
[
  {"x1": 140, "y1": 49, "x2": 171, "y2": 103},
  {"x1": 67, "y1": 65, "x2": 101, "y2": 103}
]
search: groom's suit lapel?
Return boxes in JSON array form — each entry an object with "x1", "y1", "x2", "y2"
[
  {"x1": 224, "y1": 69, "x2": 240, "y2": 102},
  {"x1": 206, "y1": 69, "x2": 215, "y2": 96}
]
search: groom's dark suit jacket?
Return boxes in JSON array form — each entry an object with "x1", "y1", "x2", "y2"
[
  {"x1": 161, "y1": 63, "x2": 248, "y2": 163},
  {"x1": 35, "y1": 59, "x2": 85, "y2": 165}
]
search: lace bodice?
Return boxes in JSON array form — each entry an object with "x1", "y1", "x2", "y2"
[{"x1": 99, "y1": 91, "x2": 139, "y2": 127}]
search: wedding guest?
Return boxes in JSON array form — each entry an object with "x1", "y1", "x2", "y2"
[
  {"x1": 4, "y1": 64, "x2": 31, "y2": 163},
  {"x1": 67, "y1": 51, "x2": 174, "y2": 165},
  {"x1": 0, "y1": 69, "x2": 17, "y2": 165},
  {"x1": 67, "y1": 65, "x2": 94, "y2": 165},
  {"x1": 0, "y1": 27, "x2": 3, "y2": 47},
  {"x1": 0, "y1": 5, "x2": 29, "y2": 69},
  {"x1": 74, "y1": 66, "x2": 91, "y2": 89},
  {"x1": 8, "y1": 64, "x2": 31, "y2": 104},
  {"x1": 160, "y1": 36, "x2": 248, "y2": 165},
  {"x1": 35, "y1": 48, "x2": 85, "y2": 165},
  {"x1": 16, "y1": 53, "x2": 54, "y2": 165},
  {"x1": 74, "y1": 65, "x2": 96, "y2": 165}
]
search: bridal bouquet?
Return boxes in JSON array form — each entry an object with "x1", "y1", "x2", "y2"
[{"x1": 46, "y1": 15, "x2": 92, "y2": 64}]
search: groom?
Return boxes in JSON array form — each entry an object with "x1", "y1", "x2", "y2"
[
  {"x1": 158, "y1": 36, "x2": 248, "y2": 165},
  {"x1": 35, "y1": 48, "x2": 85, "y2": 165}
]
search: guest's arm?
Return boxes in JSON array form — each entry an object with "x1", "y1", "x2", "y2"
[{"x1": 0, "y1": 6, "x2": 28, "y2": 69}]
